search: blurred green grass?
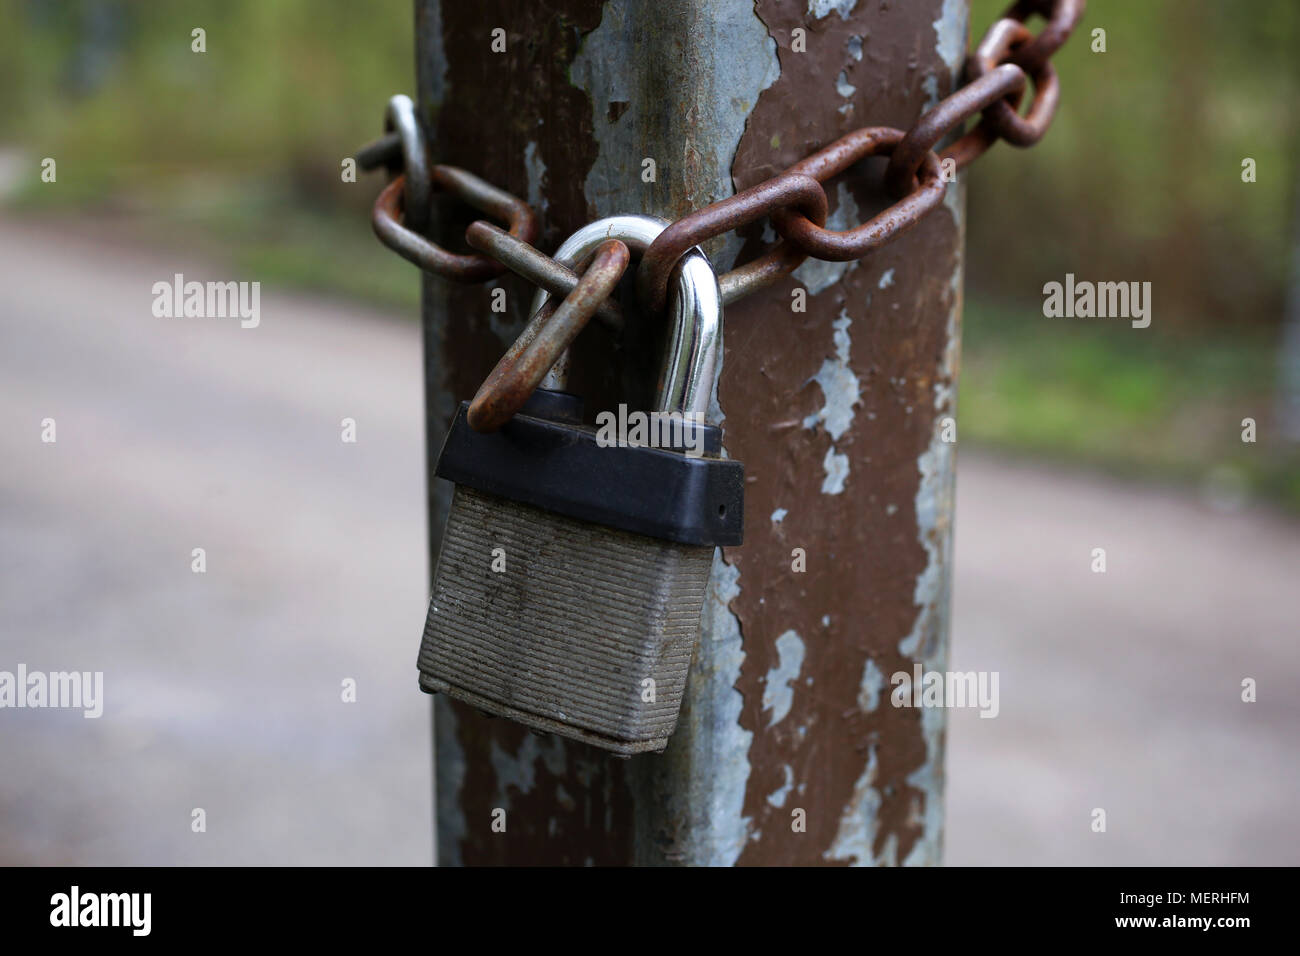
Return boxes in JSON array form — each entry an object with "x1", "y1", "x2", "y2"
[
  {"x1": 0, "y1": 0, "x2": 422, "y2": 310},
  {"x1": 961, "y1": 300, "x2": 1300, "y2": 510},
  {"x1": 6, "y1": 178, "x2": 423, "y2": 312},
  {"x1": 967, "y1": 0, "x2": 1300, "y2": 331}
]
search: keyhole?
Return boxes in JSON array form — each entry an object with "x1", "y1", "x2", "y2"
[{"x1": 718, "y1": 504, "x2": 726, "y2": 517}]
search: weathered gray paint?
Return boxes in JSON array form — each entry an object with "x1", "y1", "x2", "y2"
[{"x1": 417, "y1": 0, "x2": 968, "y2": 865}]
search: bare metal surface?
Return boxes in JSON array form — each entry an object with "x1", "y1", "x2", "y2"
[
  {"x1": 384, "y1": 94, "x2": 432, "y2": 234},
  {"x1": 655, "y1": 250, "x2": 722, "y2": 420}
]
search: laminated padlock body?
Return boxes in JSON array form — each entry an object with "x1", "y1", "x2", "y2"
[
  {"x1": 422, "y1": 391, "x2": 740, "y2": 753},
  {"x1": 417, "y1": 216, "x2": 743, "y2": 755}
]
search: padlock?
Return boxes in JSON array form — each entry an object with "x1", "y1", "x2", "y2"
[{"x1": 417, "y1": 215, "x2": 743, "y2": 756}]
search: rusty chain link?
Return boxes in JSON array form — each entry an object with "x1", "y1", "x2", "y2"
[
  {"x1": 358, "y1": 0, "x2": 1084, "y2": 427},
  {"x1": 465, "y1": 220, "x2": 625, "y2": 330},
  {"x1": 372, "y1": 171, "x2": 537, "y2": 282},
  {"x1": 468, "y1": 239, "x2": 630, "y2": 431},
  {"x1": 637, "y1": 173, "x2": 828, "y2": 313}
]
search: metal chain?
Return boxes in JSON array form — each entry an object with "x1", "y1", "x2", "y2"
[
  {"x1": 467, "y1": 239, "x2": 630, "y2": 431},
  {"x1": 357, "y1": 0, "x2": 1084, "y2": 426}
]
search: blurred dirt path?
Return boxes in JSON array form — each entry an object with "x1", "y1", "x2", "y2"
[
  {"x1": 0, "y1": 218, "x2": 431, "y2": 864},
  {"x1": 1, "y1": 218, "x2": 1296, "y2": 865},
  {"x1": 946, "y1": 453, "x2": 1300, "y2": 865}
]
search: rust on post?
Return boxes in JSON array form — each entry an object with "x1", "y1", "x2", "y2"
[
  {"x1": 418, "y1": 0, "x2": 968, "y2": 865},
  {"x1": 418, "y1": 0, "x2": 636, "y2": 868},
  {"x1": 696, "y1": 0, "x2": 967, "y2": 868}
]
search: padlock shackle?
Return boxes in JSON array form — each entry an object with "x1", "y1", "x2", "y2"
[
  {"x1": 657, "y1": 252, "x2": 721, "y2": 418},
  {"x1": 531, "y1": 215, "x2": 721, "y2": 420}
]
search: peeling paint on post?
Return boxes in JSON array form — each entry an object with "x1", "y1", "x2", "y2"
[{"x1": 417, "y1": 0, "x2": 968, "y2": 865}]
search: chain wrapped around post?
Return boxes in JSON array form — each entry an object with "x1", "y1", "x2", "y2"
[
  {"x1": 355, "y1": 0, "x2": 1085, "y2": 424},
  {"x1": 467, "y1": 240, "x2": 630, "y2": 432},
  {"x1": 359, "y1": 95, "x2": 538, "y2": 282},
  {"x1": 465, "y1": 220, "x2": 624, "y2": 330}
]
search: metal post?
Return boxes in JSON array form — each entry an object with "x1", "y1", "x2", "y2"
[{"x1": 418, "y1": 0, "x2": 968, "y2": 865}]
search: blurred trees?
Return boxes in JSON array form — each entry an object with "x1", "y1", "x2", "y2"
[
  {"x1": 967, "y1": 0, "x2": 1300, "y2": 331},
  {"x1": 2, "y1": 0, "x2": 1296, "y2": 331},
  {"x1": 0, "y1": 0, "x2": 412, "y2": 213}
]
